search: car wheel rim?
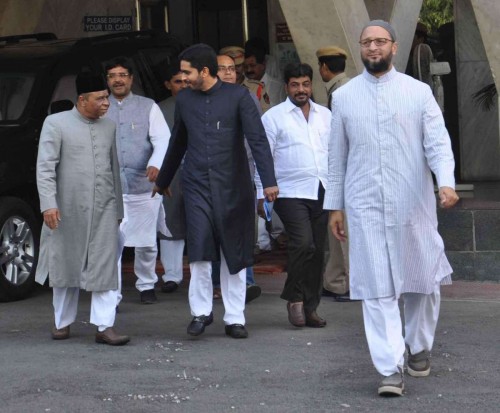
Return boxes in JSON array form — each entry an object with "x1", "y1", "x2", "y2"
[{"x1": 0, "y1": 216, "x2": 35, "y2": 285}]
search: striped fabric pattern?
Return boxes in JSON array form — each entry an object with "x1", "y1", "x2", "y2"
[{"x1": 323, "y1": 68, "x2": 455, "y2": 300}]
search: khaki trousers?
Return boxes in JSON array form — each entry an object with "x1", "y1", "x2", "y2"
[{"x1": 323, "y1": 217, "x2": 349, "y2": 294}]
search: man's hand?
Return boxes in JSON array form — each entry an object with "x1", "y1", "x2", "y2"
[
  {"x1": 146, "y1": 166, "x2": 159, "y2": 182},
  {"x1": 43, "y1": 208, "x2": 61, "y2": 230},
  {"x1": 439, "y1": 186, "x2": 459, "y2": 209},
  {"x1": 152, "y1": 185, "x2": 172, "y2": 198},
  {"x1": 329, "y1": 210, "x2": 347, "y2": 242},
  {"x1": 263, "y1": 186, "x2": 279, "y2": 202},
  {"x1": 257, "y1": 199, "x2": 265, "y2": 219}
]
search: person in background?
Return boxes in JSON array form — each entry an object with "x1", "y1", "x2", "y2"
[
  {"x1": 316, "y1": 45, "x2": 352, "y2": 302},
  {"x1": 157, "y1": 59, "x2": 189, "y2": 294},
  {"x1": 211, "y1": 53, "x2": 263, "y2": 304},
  {"x1": 105, "y1": 56, "x2": 170, "y2": 305}
]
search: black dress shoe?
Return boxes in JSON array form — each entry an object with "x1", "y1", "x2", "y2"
[
  {"x1": 323, "y1": 289, "x2": 355, "y2": 302},
  {"x1": 187, "y1": 312, "x2": 214, "y2": 336},
  {"x1": 161, "y1": 281, "x2": 179, "y2": 293},
  {"x1": 140, "y1": 289, "x2": 157, "y2": 304},
  {"x1": 225, "y1": 324, "x2": 248, "y2": 339},
  {"x1": 245, "y1": 284, "x2": 261, "y2": 304},
  {"x1": 333, "y1": 291, "x2": 356, "y2": 302},
  {"x1": 322, "y1": 288, "x2": 336, "y2": 297}
]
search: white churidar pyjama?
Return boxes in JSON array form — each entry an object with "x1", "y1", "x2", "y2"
[
  {"x1": 362, "y1": 282, "x2": 440, "y2": 376},
  {"x1": 53, "y1": 287, "x2": 118, "y2": 332},
  {"x1": 189, "y1": 249, "x2": 246, "y2": 325},
  {"x1": 160, "y1": 239, "x2": 185, "y2": 284}
]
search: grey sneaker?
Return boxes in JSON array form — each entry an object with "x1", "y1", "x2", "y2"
[
  {"x1": 378, "y1": 368, "x2": 404, "y2": 396},
  {"x1": 407, "y1": 350, "x2": 431, "y2": 377}
]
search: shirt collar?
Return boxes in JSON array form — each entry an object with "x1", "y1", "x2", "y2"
[
  {"x1": 110, "y1": 92, "x2": 134, "y2": 105},
  {"x1": 362, "y1": 66, "x2": 398, "y2": 83},
  {"x1": 73, "y1": 106, "x2": 96, "y2": 124},
  {"x1": 284, "y1": 97, "x2": 318, "y2": 113},
  {"x1": 203, "y1": 78, "x2": 223, "y2": 95},
  {"x1": 325, "y1": 72, "x2": 347, "y2": 93}
]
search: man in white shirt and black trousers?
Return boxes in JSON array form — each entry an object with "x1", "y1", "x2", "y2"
[{"x1": 256, "y1": 63, "x2": 331, "y2": 328}]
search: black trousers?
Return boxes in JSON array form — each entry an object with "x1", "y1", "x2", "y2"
[{"x1": 274, "y1": 185, "x2": 328, "y2": 313}]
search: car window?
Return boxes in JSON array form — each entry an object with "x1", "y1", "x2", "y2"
[{"x1": 0, "y1": 73, "x2": 35, "y2": 121}]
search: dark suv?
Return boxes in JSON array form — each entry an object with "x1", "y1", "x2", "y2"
[{"x1": 0, "y1": 30, "x2": 183, "y2": 301}]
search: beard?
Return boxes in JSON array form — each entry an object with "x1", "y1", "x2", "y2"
[
  {"x1": 290, "y1": 93, "x2": 309, "y2": 107},
  {"x1": 188, "y1": 75, "x2": 204, "y2": 90},
  {"x1": 362, "y1": 53, "x2": 392, "y2": 74}
]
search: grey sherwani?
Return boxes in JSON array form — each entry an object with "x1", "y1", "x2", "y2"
[{"x1": 36, "y1": 107, "x2": 124, "y2": 291}]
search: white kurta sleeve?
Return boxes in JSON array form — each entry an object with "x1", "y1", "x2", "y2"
[
  {"x1": 147, "y1": 103, "x2": 171, "y2": 169},
  {"x1": 421, "y1": 90, "x2": 455, "y2": 189},
  {"x1": 255, "y1": 112, "x2": 278, "y2": 199},
  {"x1": 36, "y1": 116, "x2": 62, "y2": 213},
  {"x1": 323, "y1": 97, "x2": 347, "y2": 210}
]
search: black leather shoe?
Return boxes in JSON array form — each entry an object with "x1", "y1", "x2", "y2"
[
  {"x1": 187, "y1": 312, "x2": 213, "y2": 336},
  {"x1": 333, "y1": 291, "x2": 356, "y2": 302},
  {"x1": 323, "y1": 289, "x2": 355, "y2": 302},
  {"x1": 140, "y1": 289, "x2": 157, "y2": 304},
  {"x1": 225, "y1": 324, "x2": 248, "y2": 339},
  {"x1": 161, "y1": 281, "x2": 178, "y2": 293},
  {"x1": 245, "y1": 284, "x2": 261, "y2": 304}
]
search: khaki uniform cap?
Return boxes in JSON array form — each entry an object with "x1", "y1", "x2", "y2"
[
  {"x1": 316, "y1": 46, "x2": 348, "y2": 59},
  {"x1": 219, "y1": 46, "x2": 245, "y2": 65}
]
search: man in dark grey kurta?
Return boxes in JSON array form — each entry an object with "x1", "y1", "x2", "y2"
[
  {"x1": 157, "y1": 58, "x2": 189, "y2": 293},
  {"x1": 154, "y1": 44, "x2": 278, "y2": 339},
  {"x1": 36, "y1": 72, "x2": 129, "y2": 346}
]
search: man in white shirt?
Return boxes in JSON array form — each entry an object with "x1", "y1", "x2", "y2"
[
  {"x1": 105, "y1": 57, "x2": 170, "y2": 305},
  {"x1": 257, "y1": 63, "x2": 331, "y2": 328},
  {"x1": 323, "y1": 20, "x2": 458, "y2": 396}
]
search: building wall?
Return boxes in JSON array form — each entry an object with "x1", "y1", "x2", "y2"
[
  {"x1": 455, "y1": 0, "x2": 500, "y2": 180},
  {"x1": 0, "y1": 0, "x2": 136, "y2": 38}
]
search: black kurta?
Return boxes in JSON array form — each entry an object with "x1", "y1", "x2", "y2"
[{"x1": 156, "y1": 79, "x2": 276, "y2": 274}]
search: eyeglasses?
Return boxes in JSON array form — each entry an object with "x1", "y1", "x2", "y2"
[
  {"x1": 106, "y1": 73, "x2": 131, "y2": 79},
  {"x1": 359, "y1": 38, "x2": 393, "y2": 48},
  {"x1": 218, "y1": 65, "x2": 236, "y2": 73}
]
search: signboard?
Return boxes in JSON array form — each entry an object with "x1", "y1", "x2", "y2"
[
  {"x1": 276, "y1": 23, "x2": 293, "y2": 43},
  {"x1": 83, "y1": 16, "x2": 133, "y2": 32}
]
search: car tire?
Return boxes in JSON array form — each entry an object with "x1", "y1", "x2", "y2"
[{"x1": 0, "y1": 197, "x2": 40, "y2": 302}]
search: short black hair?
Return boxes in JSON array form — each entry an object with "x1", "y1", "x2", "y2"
[
  {"x1": 161, "y1": 58, "x2": 182, "y2": 82},
  {"x1": 179, "y1": 43, "x2": 218, "y2": 77},
  {"x1": 284, "y1": 63, "x2": 313, "y2": 84},
  {"x1": 244, "y1": 46, "x2": 266, "y2": 64},
  {"x1": 318, "y1": 55, "x2": 346, "y2": 73},
  {"x1": 104, "y1": 56, "x2": 134, "y2": 75}
]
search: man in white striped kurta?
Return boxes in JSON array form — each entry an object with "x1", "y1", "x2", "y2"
[{"x1": 323, "y1": 20, "x2": 459, "y2": 396}]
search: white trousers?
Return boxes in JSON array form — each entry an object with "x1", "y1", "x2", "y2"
[
  {"x1": 362, "y1": 283, "x2": 441, "y2": 376},
  {"x1": 189, "y1": 250, "x2": 246, "y2": 325},
  {"x1": 117, "y1": 228, "x2": 159, "y2": 304},
  {"x1": 159, "y1": 239, "x2": 185, "y2": 284},
  {"x1": 53, "y1": 287, "x2": 118, "y2": 332}
]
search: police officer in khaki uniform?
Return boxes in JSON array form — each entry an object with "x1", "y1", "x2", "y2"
[
  {"x1": 220, "y1": 46, "x2": 271, "y2": 114},
  {"x1": 316, "y1": 46, "x2": 350, "y2": 109},
  {"x1": 316, "y1": 46, "x2": 352, "y2": 302}
]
